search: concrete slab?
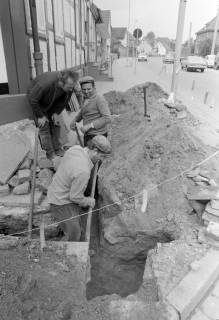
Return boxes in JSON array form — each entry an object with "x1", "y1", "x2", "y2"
[
  {"x1": 166, "y1": 250, "x2": 219, "y2": 320},
  {"x1": 0, "y1": 133, "x2": 30, "y2": 184}
]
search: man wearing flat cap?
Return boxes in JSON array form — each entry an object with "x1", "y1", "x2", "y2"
[
  {"x1": 70, "y1": 76, "x2": 111, "y2": 146},
  {"x1": 48, "y1": 135, "x2": 112, "y2": 241}
]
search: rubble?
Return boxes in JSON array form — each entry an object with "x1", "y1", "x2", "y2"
[
  {"x1": 17, "y1": 168, "x2": 31, "y2": 183},
  {"x1": 13, "y1": 181, "x2": 30, "y2": 195},
  {"x1": 0, "y1": 184, "x2": 10, "y2": 196}
]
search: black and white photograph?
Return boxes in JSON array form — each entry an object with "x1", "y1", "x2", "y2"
[{"x1": 0, "y1": 0, "x2": 219, "y2": 319}]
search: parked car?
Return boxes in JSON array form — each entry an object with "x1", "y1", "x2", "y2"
[
  {"x1": 138, "y1": 53, "x2": 148, "y2": 61},
  {"x1": 205, "y1": 55, "x2": 215, "y2": 68},
  {"x1": 214, "y1": 53, "x2": 219, "y2": 70},
  {"x1": 163, "y1": 53, "x2": 174, "y2": 64},
  {"x1": 181, "y1": 56, "x2": 207, "y2": 72}
]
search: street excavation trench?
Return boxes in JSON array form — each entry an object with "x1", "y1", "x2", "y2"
[{"x1": 0, "y1": 82, "x2": 216, "y2": 320}]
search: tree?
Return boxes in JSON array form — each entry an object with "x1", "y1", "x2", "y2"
[{"x1": 146, "y1": 31, "x2": 155, "y2": 47}]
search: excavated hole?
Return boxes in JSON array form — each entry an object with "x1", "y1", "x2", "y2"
[{"x1": 86, "y1": 191, "x2": 175, "y2": 300}]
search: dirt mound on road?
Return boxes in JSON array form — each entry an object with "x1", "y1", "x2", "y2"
[{"x1": 87, "y1": 83, "x2": 210, "y2": 303}]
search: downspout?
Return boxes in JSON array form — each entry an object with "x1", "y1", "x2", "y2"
[{"x1": 29, "y1": 0, "x2": 43, "y2": 76}]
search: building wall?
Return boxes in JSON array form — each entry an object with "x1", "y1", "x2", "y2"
[
  {"x1": 157, "y1": 42, "x2": 166, "y2": 56},
  {"x1": 195, "y1": 30, "x2": 219, "y2": 54},
  {"x1": 0, "y1": 0, "x2": 98, "y2": 93},
  {"x1": 24, "y1": 0, "x2": 97, "y2": 78}
]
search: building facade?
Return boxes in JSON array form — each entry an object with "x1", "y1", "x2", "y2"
[
  {"x1": 0, "y1": 0, "x2": 103, "y2": 94},
  {"x1": 195, "y1": 16, "x2": 219, "y2": 55}
]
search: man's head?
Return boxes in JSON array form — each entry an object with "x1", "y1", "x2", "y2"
[
  {"x1": 87, "y1": 135, "x2": 112, "y2": 163},
  {"x1": 79, "y1": 76, "x2": 95, "y2": 99},
  {"x1": 59, "y1": 70, "x2": 79, "y2": 92}
]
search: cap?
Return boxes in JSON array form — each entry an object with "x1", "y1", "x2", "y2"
[
  {"x1": 91, "y1": 135, "x2": 112, "y2": 154},
  {"x1": 79, "y1": 76, "x2": 95, "y2": 85}
]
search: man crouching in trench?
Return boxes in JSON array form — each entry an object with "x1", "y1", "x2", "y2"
[{"x1": 47, "y1": 135, "x2": 112, "y2": 241}]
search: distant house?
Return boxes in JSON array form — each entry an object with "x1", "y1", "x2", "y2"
[
  {"x1": 156, "y1": 37, "x2": 172, "y2": 56},
  {"x1": 111, "y1": 27, "x2": 135, "y2": 57},
  {"x1": 96, "y1": 10, "x2": 111, "y2": 64},
  {"x1": 195, "y1": 16, "x2": 219, "y2": 54},
  {"x1": 137, "y1": 37, "x2": 153, "y2": 54}
]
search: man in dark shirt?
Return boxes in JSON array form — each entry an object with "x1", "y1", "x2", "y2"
[{"x1": 27, "y1": 69, "x2": 81, "y2": 159}]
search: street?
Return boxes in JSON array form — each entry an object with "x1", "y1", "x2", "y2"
[{"x1": 96, "y1": 57, "x2": 219, "y2": 147}]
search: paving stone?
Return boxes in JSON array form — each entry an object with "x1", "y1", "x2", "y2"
[
  {"x1": 206, "y1": 222, "x2": 219, "y2": 241},
  {"x1": 200, "y1": 294, "x2": 219, "y2": 319},
  {"x1": 18, "y1": 169, "x2": 31, "y2": 183},
  {"x1": 202, "y1": 211, "x2": 219, "y2": 224},
  {"x1": 210, "y1": 200, "x2": 219, "y2": 210},
  {"x1": 0, "y1": 184, "x2": 10, "y2": 196},
  {"x1": 19, "y1": 157, "x2": 32, "y2": 169},
  {"x1": 190, "y1": 309, "x2": 210, "y2": 320},
  {"x1": 13, "y1": 181, "x2": 30, "y2": 195},
  {"x1": 212, "y1": 280, "x2": 219, "y2": 298},
  {"x1": 0, "y1": 190, "x2": 43, "y2": 207},
  {"x1": 205, "y1": 203, "x2": 219, "y2": 217},
  {"x1": 0, "y1": 133, "x2": 30, "y2": 184},
  {"x1": 187, "y1": 186, "x2": 219, "y2": 201},
  {"x1": 8, "y1": 174, "x2": 20, "y2": 187},
  {"x1": 166, "y1": 250, "x2": 219, "y2": 320}
]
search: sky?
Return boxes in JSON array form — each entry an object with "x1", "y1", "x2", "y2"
[{"x1": 94, "y1": 0, "x2": 218, "y2": 41}]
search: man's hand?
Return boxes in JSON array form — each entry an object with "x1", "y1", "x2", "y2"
[
  {"x1": 86, "y1": 197, "x2": 95, "y2": 208},
  {"x1": 70, "y1": 120, "x2": 77, "y2": 131},
  {"x1": 38, "y1": 116, "x2": 48, "y2": 128},
  {"x1": 52, "y1": 113, "x2": 60, "y2": 126},
  {"x1": 80, "y1": 123, "x2": 93, "y2": 134}
]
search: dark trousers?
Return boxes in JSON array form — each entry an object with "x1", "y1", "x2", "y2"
[
  {"x1": 39, "y1": 120, "x2": 61, "y2": 159},
  {"x1": 84, "y1": 132, "x2": 108, "y2": 146},
  {"x1": 50, "y1": 203, "x2": 85, "y2": 241}
]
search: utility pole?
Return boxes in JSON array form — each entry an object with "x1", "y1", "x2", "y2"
[
  {"x1": 169, "y1": 0, "x2": 187, "y2": 103},
  {"x1": 126, "y1": 0, "x2": 131, "y2": 63},
  {"x1": 29, "y1": 0, "x2": 43, "y2": 75},
  {"x1": 188, "y1": 22, "x2": 192, "y2": 54},
  {"x1": 211, "y1": 1, "x2": 219, "y2": 55}
]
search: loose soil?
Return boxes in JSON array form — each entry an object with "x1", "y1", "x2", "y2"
[{"x1": 0, "y1": 82, "x2": 217, "y2": 320}]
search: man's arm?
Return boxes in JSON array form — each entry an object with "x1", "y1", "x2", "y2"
[
  {"x1": 69, "y1": 172, "x2": 94, "y2": 208},
  {"x1": 27, "y1": 83, "x2": 45, "y2": 118},
  {"x1": 92, "y1": 95, "x2": 111, "y2": 129}
]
